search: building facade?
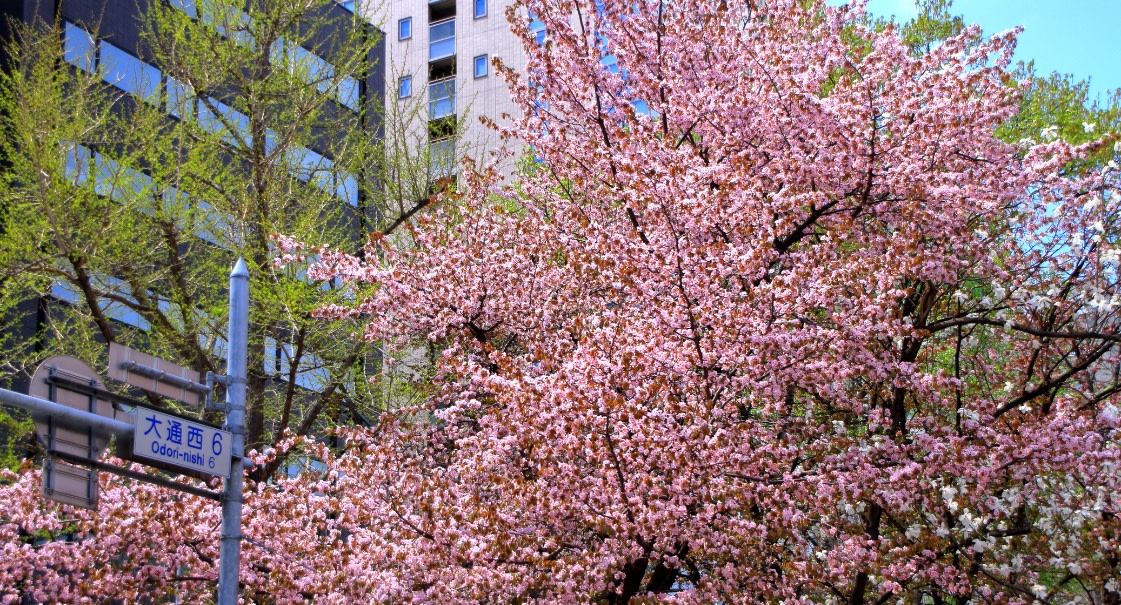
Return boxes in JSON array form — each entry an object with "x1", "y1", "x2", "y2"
[{"x1": 373, "y1": 0, "x2": 526, "y2": 179}]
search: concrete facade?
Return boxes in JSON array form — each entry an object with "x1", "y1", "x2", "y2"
[{"x1": 368, "y1": 0, "x2": 527, "y2": 179}]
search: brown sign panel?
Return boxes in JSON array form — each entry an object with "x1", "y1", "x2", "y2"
[
  {"x1": 29, "y1": 356, "x2": 118, "y2": 510},
  {"x1": 107, "y1": 343, "x2": 204, "y2": 406},
  {"x1": 42, "y1": 458, "x2": 98, "y2": 510}
]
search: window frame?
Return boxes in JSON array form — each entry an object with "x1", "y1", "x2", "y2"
[
  {"x1": 428, "y1": 18, "x2": 455, "y2": 62},
  {"x1": 398, "y1": 17, "x2": 412, "y2": 41},
  {"x1": 473, "y1": 54, "x2": 488, "y2": 79},
  {"x1": 429, "y1": 137, "x2": 455, "y2": 179},
  {"x1": 473, "y1": 0, "x2": 487, "y2": 19},
  {"x1": 398, "y1": 75, "x2": 412, "y2": 99}
]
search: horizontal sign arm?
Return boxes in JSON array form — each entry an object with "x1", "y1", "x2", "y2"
[
  {"x1": 0, "y1": 387, "x2": 132, "y2": 437},
  {"x1": 48, "y1": 449, "x2": 221, "y2": 502},
  {"x1": 0, "y1": 387, "x2": 255, "y2": 470}
]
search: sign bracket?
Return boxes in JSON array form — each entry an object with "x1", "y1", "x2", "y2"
[
  {"x1": 0, "y1": 259, "x2": 250, "y2": 604},
  {"x1": 44, "y1": 373, "x2": 152, "y2": 411},
  {"x1": 47, "y1": 449, "x2": 221, "y2": 502}
]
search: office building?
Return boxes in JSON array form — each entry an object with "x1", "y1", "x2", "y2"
[{"x1": 0, "y1": 0, "x2": 386, "y2": 450}]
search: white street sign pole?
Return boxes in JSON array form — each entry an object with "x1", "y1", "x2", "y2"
[{"x1": 218, "y1": 258, "x2": 249, "y2": 605}]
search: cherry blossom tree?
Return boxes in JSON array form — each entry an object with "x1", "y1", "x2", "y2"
[
  {"x1": 3, "y1": 0, "x2": 1121, "y2": 603},
  {"x1": 0, "y1": 445, "x2": 367, "y2": 603},
  {"x1": 301, "y1": 0, "x2": 1121, "y2": 601}
]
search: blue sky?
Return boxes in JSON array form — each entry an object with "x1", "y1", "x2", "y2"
[{"x1": 852, "y1": 0, "x2": 1121, "y2": 101}]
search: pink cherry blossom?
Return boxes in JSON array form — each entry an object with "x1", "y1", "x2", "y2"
[{"x1": 4, "y1": 0, "x2": 1121, "y2": 603}]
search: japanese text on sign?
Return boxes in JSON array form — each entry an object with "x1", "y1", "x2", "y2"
[{"x1": 133, "y1": 407, "x2": 232, "y2": 478}]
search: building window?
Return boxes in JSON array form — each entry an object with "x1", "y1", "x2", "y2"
[
  {"x1": 428, "y1": 78, "x2": 454, "y2": 120},
  {"x1": 169, "y1": 0, "x2": 197, "y2": 18},
  {"x1": 338, "y1": 76, "x2": 360, "y2": 110},
  {"x1": 200, "y1": 5, "x2": 254, "y2": 47},
  {"x1": 429, "y1": 18, "x2": 455, "y2": 62},
  {"x1": 99, "y1": 41, "x2": 162, "y2": 103},
  {"x1": 290, "y1": 146, "x2": 333, "y2": 186},
  {"x1": 63, "y1": 143, "x2": 92, "y2": 185},
  {"x1": 473, "y1": 54, "x2": 488, "y2": 79},
  {"x1": 271, "y1": 38, "x2": 358, "y2": 112},
  {"x1": 167, "y1": 77, "x2": 195, "y2": 118},
  {"x1": 474, "y1": 0, "x2": 486, "y2": 19},
  {"x1": 198, "y1": 97, "x2": 251, "y2": 147},
  {"x1": 336, "y1": 173, "x2": 359, "y2": 207},
  {"x1": 398, "y1": 75, "x2": 412, "y2": 98},
  {"x1": 429, "y1": 138, "x2": 455, "y2": 179},
  {"x1": 529, "y1": 15, "x2": 546, "y2": 45},
  {"x1": 399, "y1": 17, "x2": 412, "y2": 40},
  {"x1": 63, "y1": 22, "x2": 95, "y2": 72}
]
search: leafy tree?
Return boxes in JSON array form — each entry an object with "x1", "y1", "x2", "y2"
[
  {"x1": 999, "y1": 63, "x2": 1121, "y2": 169},
  {"x1": 4, "y1": 0, "x2": 1121, "y2": 603},
  {"x1": 0, "y1": 0, "x2": 396, "y2": 471},
  {"x1": 886, "y1": 0, "x2": 967, "y2": 56}
]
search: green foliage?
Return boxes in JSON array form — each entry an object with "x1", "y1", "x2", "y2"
[
  {"x1": 867, "y1": 0, "x2": 1121, "y2": 170},
  {"x1": 999, "y1": 63, "x2": 1121, "y2": 167},
  {"x1": 897, "y1": 0, "x2": 964, "y2": 56},
  {"x1": 0, "y1": 0, "x2": 396, "y2": 468},
  {"x1": 0, "y1": 408, "x2": 31, "y2": 470}
]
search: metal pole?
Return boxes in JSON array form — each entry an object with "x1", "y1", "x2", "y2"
[
  {"x1": 218, "y1": 258, "x2": 249, "y2": 605},
  {"x1": 0, "y1": 388, "x2": 133, "y2": 437}
]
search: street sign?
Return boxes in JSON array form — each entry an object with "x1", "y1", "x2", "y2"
[
  {"x1": 132, "y1": 407, "x2": 232, "y2": 478},
  {"x1": 0, "y1": 259, "x2": 250, "y2": 605},
  {"x1": 108, "y1": 343, "x2": 207, "y2": 406},
  {"x1": 29, "y1": 356, "x2": 120, "y2": 510}
]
